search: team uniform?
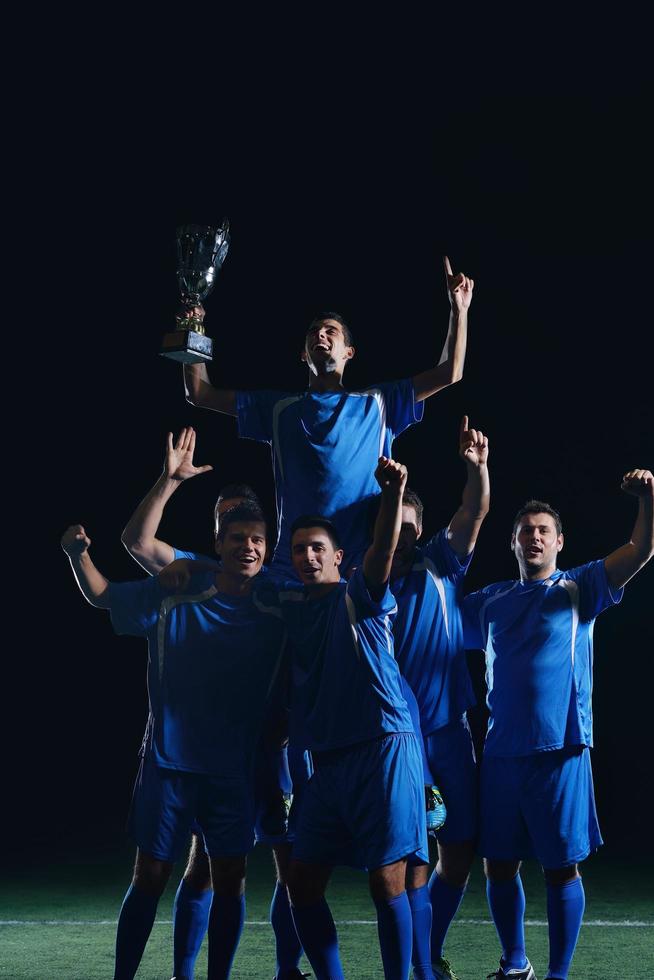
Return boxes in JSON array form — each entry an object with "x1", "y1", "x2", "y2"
[
  {"x1": 108, "y1": 570, "x2": 287, "y2": 861},
  {"x1": 172, "y1": 548, "x2": 311, "y2": 846},
  {"x1": 462, "y1": 559, "x2": 623, "y2": 867},
  {"x1": 256, "y1": 567, "x2": 428, "y2": 870},
  {"x1": 392, "y1": 528, "x2": 477, "y2": 842},
  {"x1": 236, "y1": 380, "x2": 423, "y2": 578}
]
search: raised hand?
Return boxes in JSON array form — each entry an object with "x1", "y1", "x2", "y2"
[
  {"x1": 374, "y1": 456, "x2": 408, "y2": 494},
  {"x1": 621, "y1": 469, "x2": 654, "y2": 497},
  {"x1": 164, "y1": 427, "x2": 213, "y2": 482},
  {"x1": 444, "y1": 255, "x2": 474, "y2": 313},
  {"x1": 459, "y1": 415, "x2": 489, "y2": 468},
  {"x1": 61, "y1": 524, "x2": 91, "y2": 557}
]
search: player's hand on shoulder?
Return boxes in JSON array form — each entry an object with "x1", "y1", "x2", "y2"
[
  {"x1": 61, "y1": 524, "x2": 91, "y2": 557},
  {"x1": 444, "y1": 255, "x2": 474, "y2": 313},
  {"x1": 374, "y1": 456, "x2": 408, "y2": 494},
  {"x1": 159, "y1": 558, "x2": 195, "y2": 593},
  {"x1": 621, "y1": 469, "x2": 653, "y2": 497},
  {"x1": 459, "y1": 415, "x2": 489, "y2": 467}
]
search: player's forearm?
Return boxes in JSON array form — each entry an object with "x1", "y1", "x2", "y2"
[
  {"x1": 183, "y1": 363, "x2": 237, "y2": 415},
  {"x1": 365, "y1": 488, "x2": 404, "y2": 587},
  {"x1": 121, "y1": 474, "x2": 178, "y2": 574},
  {"x1": 448, "y1": 462, "x2": 490, "y2": 557},
  {"x1": 413, "y1": 310, "x2": 468, "y2": 402},
  {"x1": 604, "y1": 493, "x2": 654, "y2": 589},
  {"x1": 68, "y1": 552, "x2": 111, "y2": 608}
]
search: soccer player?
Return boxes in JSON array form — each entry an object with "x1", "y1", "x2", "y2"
[
  {"x1": 61, "y1": 503, "x2": 287, "y2": 980},
  {"x1": 389, "y1": 416, "x2": 490, "y2": 980},
  {"x1": 120, "y1": 426, "x2": 309, "y2": 980},
  {"x1": 257, "y1": 456, "x2": 428, "y2": 980},
  {"x1": 182, "y1": 256, "x2": 474, "y2": 577},
  {"x1": 462, "y1": 469, "x2": 654, "y2": 980}
]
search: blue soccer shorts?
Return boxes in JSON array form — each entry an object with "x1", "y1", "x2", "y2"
[
  {"x1": 479, "y1": 746, "x2": 603, "y2": 869},
  {"x1": 292, "y1": 732, "x2": 428, "y2": 870},
  {"x1": 423, "y1": 714, "x2": 478, "y2": 844},
  {"x1": 128, "y1": 751, "x2": 256, "y2": 862}
]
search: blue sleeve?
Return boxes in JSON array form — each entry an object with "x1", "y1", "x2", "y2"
[
  {"x1": 347, "y1": 566, "x2": 398, "y2": 619},
  {"x1": 172, "y1": 548, "x2": 213, "y2": 562},
  {"x1": 562, "y1": 560, "x2": 624, "y2": 622},
  {"x1": 371, "y1": 379, "x2": 424, "y2": 438},
  {"x1": 236, "y1": 389, "x2": 290, "y2": 443},
  {"x1": 422, "y1": 528, "x2": 473, "y2": 582},
  {"x1": 108, "y1": 577, "x2": 164, "y2": 637},
  {"x1": 461, "y1": 590, "x2": 488, "y2": 650}
]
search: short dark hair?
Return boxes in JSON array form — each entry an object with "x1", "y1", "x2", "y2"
[
  {"x1": 512, "y1": 499, "x2": 563, "y2": 536},
  {"x1": 307, "y1": 312, "x2": 354, "y2": 347},
  {"x1": 402, "y1": 488, "x2": 424, "y2": 528},
  {"x1": 214, "y1": 484, "x2": 261, "y2": 531},
  {"x1": 290, "y1": 515, "x2": 342, "y2": 551},
  {"x1": 216, "y1": 502, "x2": 267, "y2": 543}
]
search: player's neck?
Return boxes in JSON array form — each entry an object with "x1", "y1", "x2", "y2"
[
  {"x1": 519, "y1": 563, "x2": 557, "y2": 583},
  {"x1": 304, "y1": 580, "x2": 340, "y2": 600},
  {"x1": 307, "y1": 367, "x2": 347, "y2": 393},
  {"x1": 214, "y1": 570, "x2": 254, "y2": 596}
]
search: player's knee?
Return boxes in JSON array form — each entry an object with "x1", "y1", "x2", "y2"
[
  {"x1": 183, "y1": 835, "x2": 212, "y2": 891},
  {"x1": 287, "y1": 860, "x2": 327, "y2": 907},
  {"x1": 369, "y1": 860, "x2": 407, "y2": 901},
  {"x1": 210, "y1": 855, "x2": 247, "y2": 897},
  {"x1": 543, "y1": 863, "x2": 579, "y2": 886},
  {"x1": 133, "y1": 852, "x2": 173, "y2": 896},
  {"x1": 437, "y1": 840, "x2": 475, "y2": 888},
  {"x1": 272, "y1": 842, "x2": 293, "y2": 885},
  {"x1": 406, "y1": 862, "x2": 429, "y2": 891},
  {"x1": 484, "y1": 858, "x2": 521, "y2": 882}
]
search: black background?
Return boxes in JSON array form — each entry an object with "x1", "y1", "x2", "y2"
[{"x1": 8, "y1": 32, "x2": 653, "y2": 859}]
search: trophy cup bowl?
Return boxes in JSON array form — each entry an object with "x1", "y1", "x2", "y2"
[{"x1": 160, "y1": 220, "x2": 230, "y2": 363}]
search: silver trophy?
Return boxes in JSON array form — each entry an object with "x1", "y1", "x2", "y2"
[{"x1": 160, "y1": 221, "x2": 230, "y2": 363}]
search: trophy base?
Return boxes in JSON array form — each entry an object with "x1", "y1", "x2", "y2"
[{"x1": 160, "y1": 330, "x2": 213, "y2": 364}]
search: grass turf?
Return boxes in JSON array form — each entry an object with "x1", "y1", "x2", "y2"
[{"x1": 1, "y1": 840, "x2": 652, "y2": 979}]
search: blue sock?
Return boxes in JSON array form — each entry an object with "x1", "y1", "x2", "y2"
[
  {"x1": 206, "y1": 893, "x2": 245, "y2": 979},
  {"x1": 114, "y1": 884, "x2": 159, "y2": 980},
  {"x1": 172, "y1": 879, "x2": 213, "y2": 979},
  {"x1": 374, "y1": 892, "x2": 413, "y2": 980},
  {"x1": 545, "y1": 877, "x2": 585, "y2": 980},
  {"x1": 270, "y1": 881, "x2": 303, "y2": 975},
  {"x1": 428, "y1": 870, "x2": 466, "y2": 961},
  {"x1": 486, "y1": 874, "x2": 528, "y2": 971},
  {"x1": 407, "y1": 886, "x2": 435, "y2": 979},
  {"x1": 290, "y1": 897, "x2": 345, "y2": 979}
]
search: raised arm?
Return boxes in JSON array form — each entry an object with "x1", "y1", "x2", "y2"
[
  {"x1": 121, "y1": 427, "x2": 213, "y2": 575},
  {"x1": 604, "y1": 469, "x2": 654, "y2": 590},
  {"x1": 61, "y1": 525, "x2": 112, "y2": 609},
  {"x1": 183, "y1": 362, "x2": 237, "y2": 415},
  {"x1": 413, "y1": 255, "x2": 474, "y2": 403},
  {"x1": 447, "y1": 415, "x2": 491, "y2": 559},
  {"x1": 363, "y1": 456, "x2": 408, "y2": 597}
]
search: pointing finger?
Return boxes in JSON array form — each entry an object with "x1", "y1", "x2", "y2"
[{"x1": 443, "y1": 255, "x2": 453, "y2": 277}]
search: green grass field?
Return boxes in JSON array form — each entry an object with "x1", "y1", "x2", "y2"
[{"x1": 2, "y1": 841, "x2": 652, "y2": 979}]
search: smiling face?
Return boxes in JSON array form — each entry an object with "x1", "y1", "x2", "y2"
[
  {"x1": 302, "y1": 319, "x2": 355, "y2": 375},
  {"x1": 215, "y1": 520, "x2": 267, "y2": 579},
  {"x1": 291, "y1": 526, "x2": 343, "y2": 588},
  {"x1": 512, "y1": 512, "x2": 564, "y2": 581}
]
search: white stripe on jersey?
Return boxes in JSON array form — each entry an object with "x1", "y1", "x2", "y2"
[
  {"x1": 556, "y1": 577, "x2": 580, "y2": 667},
  {"x1": 156, "y1": 587, "x2": 218, "y2": 681},
  {"x1": 413, "y1": 555, "x2": 450, "y2": 639}
]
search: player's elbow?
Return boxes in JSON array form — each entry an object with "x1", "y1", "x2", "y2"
[{"x1": 121, "y1": 529, "x2": 147, "y2": 562}]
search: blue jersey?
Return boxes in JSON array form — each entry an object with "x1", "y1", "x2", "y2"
[
  {"x1": 108, "y1": 572, "x2": 287, "y2": 775},
  {"x1": 255, "y1": 567, "x2": 414, "y2": 753},
  {"x1": 462, "y1": 560, "x2": 623, "y2": 757},
  {"x1": 392, "y1": 528, "x2": 475, "y2": 734},
  {"x1": 236, "y1": 380, "x2": 423, "y2": 576}
]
